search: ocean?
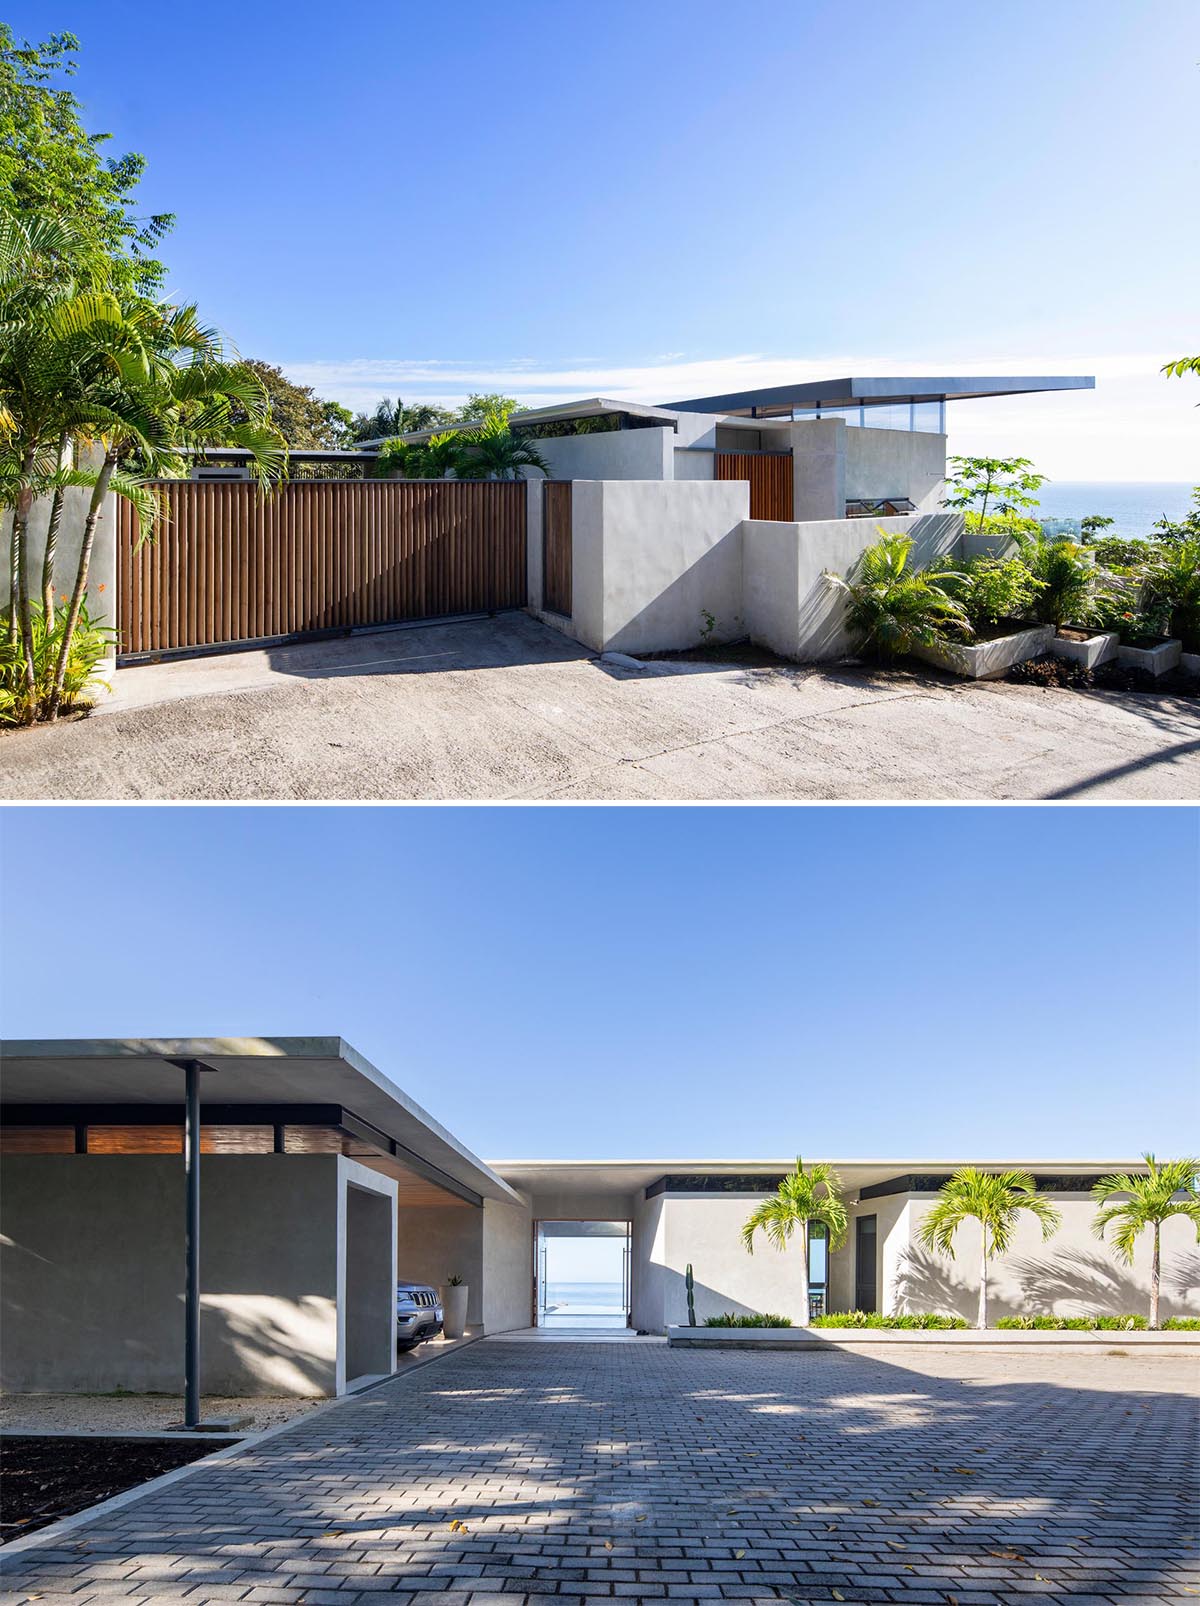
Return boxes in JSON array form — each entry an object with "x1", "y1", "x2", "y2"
[
  {"x1": 978, "y1": 481, "x2": 1194, "y2": 541},
  {"x1": 543, "y1": 1280, "x2": 626, "y2": 1316}
]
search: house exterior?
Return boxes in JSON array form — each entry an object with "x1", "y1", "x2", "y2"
[{"x1": 2, "y1": 1037, "x2": 1193, "y2": 1401}]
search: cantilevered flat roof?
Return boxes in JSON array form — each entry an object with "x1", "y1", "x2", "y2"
[
  {"x1": 1, "y1": 1037, "x2": 520, "y2": 1205},
  {"x1": 660, "y1": 375, "x2": 1096, "y2": 414},
  {"x1": 361, "y1": 397, "x2": 680, "y2": 448}
]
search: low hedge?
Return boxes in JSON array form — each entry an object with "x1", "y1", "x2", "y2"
[
  {"x1": 996, "y1": 1314, "x2": 1148, "y2": 1330},
  {"x1": 1164, "y1": 1317, "x2": 1200, "y2": 1330},
  {"x1": 811, "y1": 1312, "x2": 968, "y2": 1330},
  {"x1": 704, "y1": 1313, "x2": 792, "y2": 1328}
]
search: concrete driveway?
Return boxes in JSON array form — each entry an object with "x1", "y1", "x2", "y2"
[
  {"x1": 1, "y1": 1339, "x2": 1195, "y2": 1603},
  {"x1": 1, "y1": 613, "x2": 1196, "y2": 801}
]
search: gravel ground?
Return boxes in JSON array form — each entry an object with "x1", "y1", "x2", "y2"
[
  {"x1": 0, "y1": 1393, "x2": 322, "y2": 1434},
  {"x1": 2, "y1": 613, "x2": 1197, "y2": 800}
]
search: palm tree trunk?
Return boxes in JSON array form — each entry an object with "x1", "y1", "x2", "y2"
[
  {"x1": 1150, "y1": 1224, "x2": 1160, "y2": 1330},
  {"x1": 12, "y1": 448, "x2": 40, "y2": 720},
  {"x1": 47, "y1": 449, "x2": 115, "y2": 720},
  {"x1": 6, "y1": 506, "x2": 17, "y2": 637},
  {"x1": 799, "y1": 1222, "x2": 810, "y2": 1325},
  {"x1": 978, "y1": 1230, "x2": 988, "y2": 1329},
  {"x1": 40, "y1": 432, "x2": 70, "y2": 625}
]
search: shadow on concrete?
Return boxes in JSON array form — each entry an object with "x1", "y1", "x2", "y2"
[{"x1": 4, "y1": 1340, "x2": 1193, "y2": 1600}]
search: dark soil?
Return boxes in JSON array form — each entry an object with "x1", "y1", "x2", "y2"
[
  {"x1": 0, "y1": 1435, "x2": 223, "y2": 1541},
  {"x1": 1007, "y1": 654, "x2": 1200, "y2": 698},
  {"x1": 635, "y1": 639, "x2": 792, "y2": 668}
]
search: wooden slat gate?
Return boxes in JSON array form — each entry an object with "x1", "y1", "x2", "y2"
[
  {"x1": 714, "y1": 451, "x2": 794, "y2": 521},
  {"x1": 542, "y1": 481, "x2": 573, "y2": 617},
  {"x1": 117, "y1": 479, "x2": 527, "y2": 657}
]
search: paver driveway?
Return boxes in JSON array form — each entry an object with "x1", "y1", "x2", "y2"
[{"x1": 1, "y1": 1339, "x2": 1197, "y2": 1604}]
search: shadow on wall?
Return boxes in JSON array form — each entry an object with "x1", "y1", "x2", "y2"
[
  {"x1": 201, "y1": 1295, "x2": 336, "y2": 1397},
  {"x1": 602, "y1": 532, "x2": 745, "y2": 658},
  {"x1": 659, "y1": 1267, "x2": 781, "y2": 1328}
]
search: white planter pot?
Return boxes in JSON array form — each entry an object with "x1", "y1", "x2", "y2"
[
  {"x1": 441, "y1": 1284, "x2": 468, "y2": 1340},
  {"x1": 1117, "y1": 638, "x2": 1182, "y2": 676},
  {"x1": 913, "y1": 624, "x2": 1052, "y2": 680},
  {"x1": 1181, "y1": 651, "x2": 1200, "y2": 678},
  {"x1": 1050, "y1": 629, "x2": 1118, "y2": 670}
]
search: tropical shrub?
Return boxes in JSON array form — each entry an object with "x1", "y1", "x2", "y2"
[
  {"x1": 811, "y1": 1311, "x2": 967, "y2": 1330},
  {"x1": 455, "y1": 414, "x2": 551, "y2": 481},
  {"x1": 0, "y1": 601, "x2": 115, "y2": 725},
  {"x1": 1088, "y1": 535, "x2": 1152, "y2": 568},
  {"x1": 995, "y1": 1314, "x2": 1147, "y2": 1330},
  {"x1": 1163, "y1": 1317, "x2": 1200, "y2": 1330},
  {"x1": 1144, "y1": 538, "x2": 1200, "y2": 652},
  {"x1": 741, "y1": 1158, "x2": 848, "y2": 1319},
  {"x1": 824, "y1": 533, "x2": 971, "y2": 660},
  {"x1": 1013, "y1": 533, "x2": 1095, "y2": 629},
  {"x1": 953, "y1": 555, "x2": 1044, "y2": 628},
  {"x1": 704, "y1": 1313, "x2": 793, "y2": 1328},
  {"x1": 1152, "y1": 487, "x2": 1200, "y2": 546}
]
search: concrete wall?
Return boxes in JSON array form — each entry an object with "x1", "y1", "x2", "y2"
[
  {"x1": 393, "y1": 1202, "x2": 485, "y2": 1326},
  {"x1": 844, "y1": 426, "x2": 947, "y2": 513},
  {"x1": 887, "y1": 1194, "x2": 1200, "y2": 1323},
  {"x1": 630, "y1": 1190, "x2": 667, "y2": 1332},
  {"x1": 787, "y1": 420, "x2": 846, "y2": 522},
  {"x1": 567, "y1": 479, "x2": 750, "y2": 654},
  {"x1": 1, "y1": 463, "x2": 118, "y2": 666},
  {"x1": 341, "y1": 1174, "x2": 396, "y2": 1385},
  {"x1": 0, "y1": 1156, "x2": 342, "y2": 1396},
  {"x1": 743, "y1": 512, "x2": 964, "y2": 663},
  {"x1": 531, "y1": 427, "x2": 673, "y2": 483},
  {"x1": 482, "y1": 1197, "x2": 533, "y2": 1333}
]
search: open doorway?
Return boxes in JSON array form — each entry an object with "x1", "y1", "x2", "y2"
[{"x1": 534, "y1": 1220, "x2": 631, "y2": 1328}]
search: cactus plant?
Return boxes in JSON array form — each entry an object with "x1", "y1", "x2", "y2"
[{"x1": 685, "y1": 1263, "x2": 696, "y2": 1326}]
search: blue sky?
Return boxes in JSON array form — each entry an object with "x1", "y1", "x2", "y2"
[
  {"x1": 13, "y1": 0, "x2": 1199, "y2": 477},
  {"x1": 2, "y1": 806, "x2": 1196, "y2": 1161}
]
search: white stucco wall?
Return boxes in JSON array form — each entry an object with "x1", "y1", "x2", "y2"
[
  {"x1": 888, "y1": 1194, "x2": 1200, "y2": 1322},
  {"x1": 337, "y1": 1159, "x2": 398, "y2": 1391},
  {"x1": 393, "y1": 1202, "x2": 485, "y2": 1325},
  {"x1": 787, "y1": 419, "x2": 846, "y2": 522},
  {"x1": 482, "y1": 1197, "x2": 533, "y2": 1334},
  {"x1": 567, "y1": 479, "x2": 750, "y2": 654},
  {"x1": 844, "y1": 426, "x2": 947, "y2": 512},
  {"x1": 531, "y1": 427, "x2": 674, "y2": 482},
  {"x1": 743, "y1": 511, "x2": 964, "y2": 663},
  {"x1": 647, "y1": 1195, "x2": 818, "y2": 1329}
]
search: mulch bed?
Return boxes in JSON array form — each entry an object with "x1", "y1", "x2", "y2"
[
  {"x1": 0, "y1": 1435, "x2": 223, "y2": 1541},
  {"x1": 1007, "y1": 654, "x2": 1200, "y2": 697}
]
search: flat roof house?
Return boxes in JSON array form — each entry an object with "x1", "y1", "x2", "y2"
[{"x1": 4, "y1": 1035, "x2": 1185, "y2": 1406}]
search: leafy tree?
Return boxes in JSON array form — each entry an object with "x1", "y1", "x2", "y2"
[
  {"x1": 1152, "y1": 488, "x2": 1200, "y2": 546},
  {"x1": 741, "y1": 1159, "x2": 848, "y2": 1322},
  {"x1": 1081, "y1": 514, "x2": 1115, "y2": 541},
  {"x1": 943, "y1": 456, "x2": 1046, "y2": 531},
  {"x1": 1162, "y1": 356, "x2": 1200, "y2": 380},
  {"x1": 233, "y1": 360, "x2": 353, "y2": 450},
  {"x1": 349, "y1": 397, "x2": 455, "y2": 442},
  {"x1": 0, "y1": 27, "x2": 172, "y2": 297},
  {"x1": 371, "y1": 431, "x2": 467, "y2": 481},
  {"x1": 455, "y1": 414, "x2": 550, "y2": 481},
  {"x1": 917, "y1": 1169, "x2": 1061, "y2": 1329},
  {"x1": 1092, "y1": 1156, "x2": 1200, "y2": 1329},
  {"x1": 455, "y1": 392, "x2": 521, "y2": 423},
  {"x1": 824, "y1": 531, "x2": 971, "y2": 658}
]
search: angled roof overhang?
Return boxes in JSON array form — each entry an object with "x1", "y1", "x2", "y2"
[
  {"x1": 659, "y1": 375, "x2": 1096, "y2": 415},
  {"x1": 360, "y1": 397, "x2": 680, "y2": 448},
  {"x1": 1, "y1": 1037, "x2": 521, "y2": 1205}
]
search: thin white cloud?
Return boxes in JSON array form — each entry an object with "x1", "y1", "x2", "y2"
[{"x1": 282, "y1": 350, "x2": 1198, "y2": 480}]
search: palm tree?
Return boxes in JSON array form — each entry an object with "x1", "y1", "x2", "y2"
[
  {"x1": 1092, "y1": 1155, "x2": 1200, "y2": 1329},
  {"x1": 740, "y1": 1159, "x2": 848, "y2": 1322},
  {"x1": 455, "y1": 413, "x2": 550, "y2": 481},
  {"x1": 917, "y1": 1169, "x2": 1061, "y2": 1329},
  {"x1": 823, "y1": 531, "x2": 971, "y2": 659}
]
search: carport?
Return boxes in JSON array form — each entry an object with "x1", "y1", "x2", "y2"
[{"x1": 0, "y1": 1038, "x2": 523, "y2": 1412}]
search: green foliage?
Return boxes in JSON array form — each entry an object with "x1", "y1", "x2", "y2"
[
  {"x1": 703, "y1": 1313, "x2": 793, "y2": 1328},
  {"x1": 811, "y1": 1311, "x2": 968, "y2": 1329},
  {"x1": 1087, "y1": 534, "x2": 1150, "y2": 567},
  {"x1": 0, "y1": 27, "x2": 172, "y2": 297},
  {"x1": 1152, "y1": 488, "x2": 1200, "y2": 545},
  {"x1": 1012, "y1": 532, "x2": 1095, "y2": 629},
  {"x1": 456, "y1": 413, "x2": 550, "y2": 481},
  {"x1": 995, "y1": 1314, "x2": 1148, "y2": 1330},
  {"x1": 825, "y1": 532, "x2": 971, "y2": 659},
  {"x1": 0, "y1": 600, "x2": 114, "y2": 724},
  {"x1": 1161, "y1": 356, "x2": 1200, "y2": 379},
  {"x1": 955, "y1": 555, "x2": 1044, "y2": 628},
  {"x1": 1144, "y1": 538, "x2": 1200, "y2": 652},
  {"x1": 1093, "y1": 1155, "x2": 1200, "y2": 1329},
  {"x1": 350, "y1": 397, "x2": 456, "y2": 442},
  {"x1": 1163, "y1": 1317, "x2": 1200, "y2": 1330},
  {"x1": 919, "y1": 1169, "x2": 1061, "y2": 1328},
  {"x1": 455, "y1": 392, "x2": 521, "y2": 423},
  {"x1": 943, "y1": 455, "x2": 1046, "y2": 528},
  {"x1": 1081, "y1": 514, "x2": 1115, "y2": 541},
  {"x1": 234, "y1": 360, "x2": 354, "y2": 450},
  {"x1": 741, "y1": 1161, "x2": 847, "y2": 1315}
]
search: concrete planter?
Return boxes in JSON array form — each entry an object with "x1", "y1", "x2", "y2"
[
  {"x1": 1050, "y1": 628, "x2": 1118, "y2": 670},
  {"x1": 1182, "y1": 651, "x2": 1200, "y2": 678},
  {"x1": 1117, "y1": 638, "x2": 1183, "y2": 675},
  {"x1": 666, "y1": 1324, "x2": 1199, "y2": 1349},
  {"x1": 912, "y1": 624, "x2": 1053, "y2": 680},
  {"x1": 441, "y1": 1284, "x2": 469, "y2": 1340}
]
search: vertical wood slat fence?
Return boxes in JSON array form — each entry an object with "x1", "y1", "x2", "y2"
[
  {"x1": 117, "y1": 479, "x2": 527, "y2": 657},
  {"x1": 714, "y1": 451, "x2": 794, "y2": 522},
  {"x1": 541, "y1": 481, "x2": 573, "y2": 617}
]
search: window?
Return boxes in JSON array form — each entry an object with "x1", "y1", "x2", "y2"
[
  {"x1": 855, "y1": 1216, "x2": 878, "y2": 1312},
  {"x1": 808, "y1": 1221, "x2": 829, "y2": 1318},
  {"x1": 863, "y1": 404, "x2": 912, "y2": 431}
]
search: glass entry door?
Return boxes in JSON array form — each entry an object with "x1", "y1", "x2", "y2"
[{"x1": 534, "y1": 1220, "x2": 632, "y2": 1328}]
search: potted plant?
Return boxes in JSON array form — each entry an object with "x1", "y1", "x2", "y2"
[
  {"x1": 823, "y1": 532, "x2": 975, "y2": 667},
  {"x1": 912, "y1": 552, "x2": 1052, "y2": 679},
  {"x1": 1144, "y1": 538, "x2": 1200, "y2": 676},
  {"x1": 441, "y1": 1275, "x2": 469, "y2": 1340}
]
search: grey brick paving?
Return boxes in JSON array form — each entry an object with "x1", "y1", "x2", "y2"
[{"x1": 1, "y1": 1343, "x2": 1197, "y2": 1604}]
